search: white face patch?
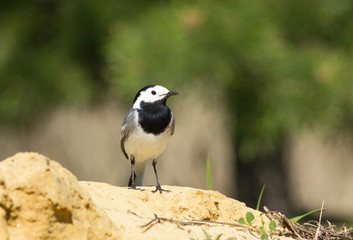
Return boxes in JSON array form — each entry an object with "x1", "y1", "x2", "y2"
[{"x1": 133, "y1": 85, "x2": 170, "y2": 109}]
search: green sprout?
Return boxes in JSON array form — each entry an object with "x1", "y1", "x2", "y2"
[{"x1": 206, "y1": 155, "x2": 213, "y2": 190}]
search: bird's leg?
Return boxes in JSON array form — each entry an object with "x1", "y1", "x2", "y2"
[
  {"x1": 152, "y1": 159, "x2": 170, "y2": 193},
  {"x1": 128, "y1": 156, "x2": 145, "y2": 191},
  {"x1": 128, "y1": 155, "x2": 136, "y2": 189}
]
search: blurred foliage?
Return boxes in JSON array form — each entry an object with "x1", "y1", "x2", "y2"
[{"x1": 1, "y1": 0, "x2": 353, "y2": 161}]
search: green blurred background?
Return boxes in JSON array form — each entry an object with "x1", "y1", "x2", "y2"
[{"x1": 1, "y1": 0, "x2": 353, "y2": 223}]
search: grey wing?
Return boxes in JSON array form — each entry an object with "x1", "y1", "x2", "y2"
[
  {"x1": 120, "y1": 109, "x2": 137, "y2": 160},
  {"x1": 170, "y1": 112, "x2": 175, "y2": 136}
]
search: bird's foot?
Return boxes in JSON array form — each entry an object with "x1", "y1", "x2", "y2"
[
  {"x1": 128, "y1": 185, "x2": 145, "y2": 191},
  {"x1": 152, "y1": 185, "x2": 171, "y2": 194}
]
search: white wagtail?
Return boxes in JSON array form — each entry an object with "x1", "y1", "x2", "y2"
[{"x1": 120, "y1": 85, "x2": 178, "y2": 193}]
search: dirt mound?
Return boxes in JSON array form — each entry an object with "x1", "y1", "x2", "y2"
[
  {"x1": 0, "y1": 152, "x2": 120, "y2": 240},
  {"x1": 82, "y1": 182, "x2": 280, "y2": 240},
  {"x1": 0, "y1": 152, "x2": 296, "y2": 240}
]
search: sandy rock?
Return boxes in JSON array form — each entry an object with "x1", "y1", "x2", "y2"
[
  {"x1": 0, "y1": 152, "x2": 121, "y2": 240},
  {"x1": 0, "y1": 152, "x2": 294, "y2": 240},
  {"x1": 81, "y1": 182, "x2": 277, "y2": 240}
]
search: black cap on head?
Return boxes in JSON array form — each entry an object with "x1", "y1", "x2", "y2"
[{"x1": 132, "y1": 85, "x2": 156, "y2": 104}]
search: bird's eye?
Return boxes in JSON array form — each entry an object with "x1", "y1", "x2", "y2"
[{"x1": 151, "y1": 90, "x2": 156, "y2": 95}]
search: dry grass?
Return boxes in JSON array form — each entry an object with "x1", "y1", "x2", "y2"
[{"x1": 264, "y1": 206, "x2": 353, "y2": 240}]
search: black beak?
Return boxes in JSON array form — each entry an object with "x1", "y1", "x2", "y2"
[{"x1": 167, "y1": 91, "x2": 179, "y2": 97}]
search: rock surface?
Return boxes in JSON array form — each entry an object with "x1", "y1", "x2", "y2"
[
  {"x1": 0, "y1": 152, "x2": 294, "y2": 240},
  {"x1": 0, "y1": 152, "x2": 120, "y2": 240},
  {"x1": 81, "y1": 182, "x2": 274, "y2": 240}
]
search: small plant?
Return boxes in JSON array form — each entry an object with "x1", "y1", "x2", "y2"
[
  {"x1": 206, "y1": 155, "x2": 213, "y2": 190},
  {"x1": 190, "y1": 228, "x2": 236, "y2": 240},
  {"x1": 290, "y1": 208, "x2": 326, "y2": 222},
  {"x1": 255, "y1": 184, "x2": 324, "y2": 223},
  {"x1": 256, "y1": 185, "x2": 266, "y2": 211},
  {"x1": 259, "y1": 213, "x2": 277, "y2": 240},
  {"x1": 268, "y1": 220, "x2": 276, "y2": 232},
  {"x1": 238, "y1": 211, "x2": 255, "y2": 226},
  {"x1": 238, "y1": 212, "x2": 277, "y2": 240}
]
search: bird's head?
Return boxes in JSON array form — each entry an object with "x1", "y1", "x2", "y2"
[{"x1": 132, "y1": 85, "x2": 178, "y2": 109}]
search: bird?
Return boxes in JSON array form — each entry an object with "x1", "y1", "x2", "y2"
[{"x1": 120, "y1": 85, "x2": 178, "y2": 193}]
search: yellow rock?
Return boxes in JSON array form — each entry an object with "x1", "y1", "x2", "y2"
[
  {"x1": 82, "y1": 181, "x2": 284, "y2": 240},
  {"x1": 0, "y1": 152, "x2": 294, "y2": 240},
  {"x1": 0, "y1": 152, "x2": 121, "y2": 240}
]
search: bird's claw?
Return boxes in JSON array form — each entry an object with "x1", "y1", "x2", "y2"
[
  {"x1": 128, "y1": 185, "x2": 145, "y2": 191},
  {"x1": 152, "y1": 185, "x2": 171, "y2": 194}
]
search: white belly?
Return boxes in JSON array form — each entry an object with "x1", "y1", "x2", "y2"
[{"x1": 124, "y1": 127, "x2": 172, "y2": 162}]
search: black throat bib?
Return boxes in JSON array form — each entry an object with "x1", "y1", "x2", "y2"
[{"x1": 138, "y1": 101, "x2": 172, "y2": 135}]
